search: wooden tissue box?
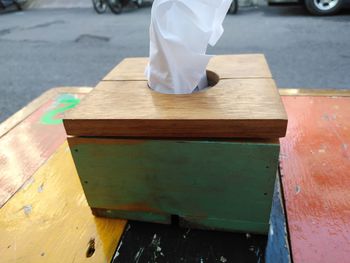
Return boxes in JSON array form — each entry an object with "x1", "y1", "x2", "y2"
[{"x1": 64, "y1": 54, "x2": 287, "y2": 234}]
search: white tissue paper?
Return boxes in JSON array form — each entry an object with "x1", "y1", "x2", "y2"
[{"x1": 146, "y1": 0, "x2": 232, "y2": 94}]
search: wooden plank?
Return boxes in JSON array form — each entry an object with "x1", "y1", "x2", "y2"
[
  {"x1": 64, "y1": 78, "x2": 287, "y2": 138},
  {"x1": 279, "y1": 88, "x2": 350, "y2": 97},
  {"x1": 112, "y1": 175, "x2": 291, "y2": 263},
  {"x1": 0, "y1": 89, "x2": 56, "y2": 138},
  {"x1": 0, "y1": 87, "x2": 92, "y2": 138},
  {"x1": 103, "y1": 54, "x2": 272, "y2": 81},
  {"x1": 0, "y1": 88, "x2": 91, "y2": 208},
  {"x1": 112, "y1": 221, "x2": 268, "y2": 263},
  {"x1": 208, "y1": 54, "x2": 272, "y2": 79},
  {"x1": 92, "y1": 208, "x2": 171, "y2": 225},
  {"x1": 0, "y1": 142, "x2": 126, "y2": 263},
  {"x1": 68, "y1": 137, "x2": 280, "y2": 234},
  {"x1": 265, "y1": 175, "x2": 292, "y2": 263},
  {"x1": 280, "y1": 96, "x2": 350, "y2": 263}
]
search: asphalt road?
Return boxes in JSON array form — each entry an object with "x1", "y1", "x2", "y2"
[{"x1": 0, "y1": 5, "x2": 350, "y2": 122}]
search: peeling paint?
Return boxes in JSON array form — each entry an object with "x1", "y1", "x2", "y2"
[
  {"x1": 322, "y1": 114, "x2": 330, "y2": 121},
  {"x1": 148, "y1": 234, "x2": 163, "y2": 261},
  {"x1": 134, "y1": 247, "x2": 144, "y2": 263},
  {"x1": 38, "y1": 183, "x2": 44, "y2": 193},
  {"x1": 23, "y1": 205, "x2": 32, "y2": 215},
  {"x1": 183, "y1": 228, "x2": 191, "y2": 239},
  {"x1": 21, "y1": 178, "x2": 35, "y2": 191},
  {"x1": 125, "y1": 224, "x2": 131, "y2": 233},
  {"x1": 113, "y1": 240, "x2": 123, "y2": 261},
  {"x1": 220, "y1": 256, "x2": 227, "y2": 262},
  {"x1": 269, "y1": 225, "x2": 274, "y2": 236}
]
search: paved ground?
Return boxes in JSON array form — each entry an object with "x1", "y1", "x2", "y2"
[
  {"x1": 25, "y1": 0, "x2": 91, "y2": 9},
  {"x1": 0, "y1": 5, "x2": 349, "y2": 122}
]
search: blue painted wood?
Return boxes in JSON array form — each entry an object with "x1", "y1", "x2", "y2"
[{"x1": 266, "y1": 174, "x2": 291, "y2": 263}]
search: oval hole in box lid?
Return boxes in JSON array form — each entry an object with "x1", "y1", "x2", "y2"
[{"x1": 147, "y1": 70, "x2": 220, "y2": 95}]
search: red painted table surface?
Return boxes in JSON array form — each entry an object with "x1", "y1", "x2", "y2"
[{"x1": 280, "y1": 96, "x2": 350, "y2": 263}]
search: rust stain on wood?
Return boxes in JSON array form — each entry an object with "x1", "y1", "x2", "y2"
[
  {"x1": 92, "y1": 206, "x2": 163, "y2": 216},
  {"x1": 105, "y1": 203, "x2": 166, "y2": 214}
]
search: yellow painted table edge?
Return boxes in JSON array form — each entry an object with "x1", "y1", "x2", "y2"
[{"x1": 0, "y1": 142, "x2": 126, "y2": 263}]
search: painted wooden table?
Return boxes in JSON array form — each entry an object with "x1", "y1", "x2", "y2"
[
  {"x1": 0, "y1": 87, "x2": 349, "y2": 262},
  {"x1": 0, "y1": 87, "x2": 126, "y2": 263},
  {"x1": 279, "y1": 89, "x2": 350, "y2": 263}
]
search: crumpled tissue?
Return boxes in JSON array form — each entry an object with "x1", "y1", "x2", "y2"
[{"x1": 146, "y1": 0, "x2": 232, "y2": 94}]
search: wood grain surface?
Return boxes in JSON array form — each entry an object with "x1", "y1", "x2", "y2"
[
  {"x1": 64, "y1": 78, "x2": 287, "y2": 138},
  {"x1": 0, "y1": 142, "x2": 126, "y2": 263},
  {"x1": 102, "y1": 54, "x2": 272, "y2": 81}
]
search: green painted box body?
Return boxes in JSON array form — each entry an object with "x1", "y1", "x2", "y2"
[{"x1": 68, "y1": 138, "x2": 279, "y2": 234}]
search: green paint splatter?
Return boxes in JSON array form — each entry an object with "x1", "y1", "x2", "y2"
[{"x1": 41, "y1": 94, "x2": 80, "y2": 125}]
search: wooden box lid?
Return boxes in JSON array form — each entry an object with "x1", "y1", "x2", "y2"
[
  {"x1": 103, "y1": 54, "x2": 272, "y2": 81},
  {"x1": 64, "y1": 54, "x2": 287, "y2": 139}
]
